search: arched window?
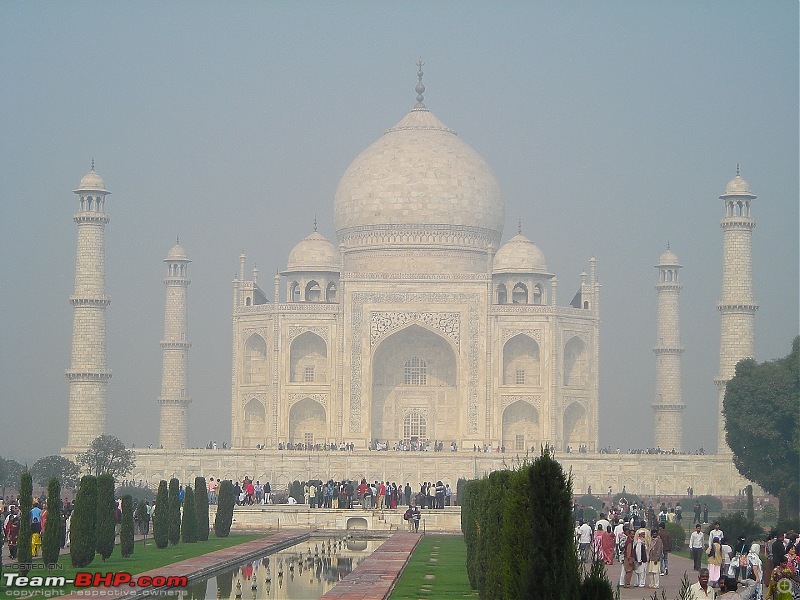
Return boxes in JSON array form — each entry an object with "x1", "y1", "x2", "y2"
[
  {"x1": 245, "y1": 296, "x2": 251, "y2": 306},
  {"x1": 496, "y1": 283, "x2": 507, "y2": 304},
  {"x1": 512, "y1": 282, "x2": 528, "y2": 304},
  {"x1": 404, "y1": 357, "x2": 427, "y2": 386},
  {"x1": 533, "y1": 284, "x2": 543, "y2": 305},
  {"x1": 326, "y1": 282, "x2": 337, "y2": 302},
  {"x1": 403, "y1": 410, "x2": 427, "y2": 441},
  {"x1": 290, "y1": 281, "x2": 301, "y2": 302},
  {"x1": 305, "y1": 280, "x2": 321, "y2": 302}
]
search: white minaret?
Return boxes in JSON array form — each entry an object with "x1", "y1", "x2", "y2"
[
  {"x1": 715, "y1": 168, "x2": 757, "y2": 454},
  {"x1": 653, "y1": 246, "x2": 685, "y2": 451},
  {"x1": 66, "y1": 164, "x2": 111, "y2": 448},
  {"x1": 158, "y1": 240, "x2": 192, "y2": 449}
]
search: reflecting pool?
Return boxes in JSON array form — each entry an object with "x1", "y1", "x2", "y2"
[{"x1": 160, "y1": 536, "x2": 386, "y2": 600}]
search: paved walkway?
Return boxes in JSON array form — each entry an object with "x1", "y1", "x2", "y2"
[
  {"x1": 614, "y1": 552, "x2": 698, "y2": 599},
  {"x1": 321, "y1": 532, "x2": 422, "y2": 600},
  {"x1": 56, "y1": 528, "x2": 309, "y2": 599}
]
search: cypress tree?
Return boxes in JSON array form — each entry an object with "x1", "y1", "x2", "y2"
[
  {"x1": 479, "y1": 470, "x2": 510, "y2": 598},
  {"x1": 153, "y1": 480, "x2": 169, "y2": 549},
  {"x1": 501, "y1": 465, "x2": 532, "y2": 599},
  {"x1": 120, "y1": 495, "x2": 134, "y2": 557},
  {"x1": 167, "y1": 478, "x2": 181, "y2": 545},
  {"x1": 95, "y1": 473, "x2": 116, "y2": 560},
  {"x1": 523, "y1": 448, "x2": 580, "y2": 600},
  {"x1": 17, "y1": 471, "x2": 33, "y2": 575},
  {"x1": 746, "y1": 485, "x2": 755, "y2": 522},
  {"x1": 70, "y1": 475, "x2": 97, "y2": 567},
  {"x1": 461, "y1": 478, "x2": 487, "y2": 590},
  {"x1": 181, "y1": 485, "x2": 198, "y2": 543},
  {"x1": 214, "y1": 480, "x2": 235, "y2": 537},
  {"x1": 42, "y1": 477, "x2": 62, "y2": 567},
  {"x1": 194, "y1": 476, "x2": 209, "y2": 542},
  {"x1": 134, "y1": 499, "x2": 147, "y2": 535}
]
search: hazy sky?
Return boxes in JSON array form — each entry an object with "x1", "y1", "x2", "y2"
[{"x1": 1, "y1": 2, "x2": 797, "y2": 464}]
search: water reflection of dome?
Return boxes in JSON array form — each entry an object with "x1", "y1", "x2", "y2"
[{"x1": 345, "y1": 539, "x2": 368, "y2": 552}]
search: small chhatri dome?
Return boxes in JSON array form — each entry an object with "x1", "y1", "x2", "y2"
[
  {"x1": 720, "y1": 168, "x2": 756, "y2": 199},
  {"x1": 493, "y1": 234, "x2": 550, "y2": 274},
  {"x1": 75, "y1": 165, "x2": 108, "y2": 193},
  {"x1": 658, "y1": 247, "x2": 680, "y2": 267},
  {"x1": 166, "y1": 242, "x2": 190, "y2": 262},
  {"x1": 285, "y1": 231, "x2": 341, "y2": 273}
]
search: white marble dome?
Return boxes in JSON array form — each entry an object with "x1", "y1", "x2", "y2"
[
  {"x1": 166, "y1": 243, "x2": 189, "y2": 262},
  {"x1": 333, "y1": 104, "x2": 505, "y2": 254},
  {"x1": 721, "y1": 174, "x2": 755, "y2": 198},
  {"x1": 75, "y1": 168, "x2": 108, "y2": 192},
  {"x1": 286, "y1": 231, "x2": 341, "y2": 273},
  {"x1": 493, "y1": 234, "x2": 550, "y2": 274},
  {"x1": 657, "y1": 248, "x2": 680, "y2": 266}
]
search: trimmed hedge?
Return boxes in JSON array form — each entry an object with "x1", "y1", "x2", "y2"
[
  {"x1": 95, "y1": 473, "x2": 116, "y2": 560},
  {"x1": 153, "y1": 480, "x2": 168, "y2": 549},
  {"x1": 214, "y1": 480, "x2": 235, "y2": 537},
  {"x1": 42, "y1": 478, "x2": 61, "y2": 567},
  {"x1": 167, "y1": 478, "x2": 181, "y2": 545},
  {"x1": 181, "y1": 485, "x2": 197, "y2": 543},
  {"x1": 195, "y1": 476, "x2": 210, "y2": 541},
  {"x1": 70, "y1": 475, "x2": 97, "y2": 567},
  {"x1": 462, "y1": 450, "x2": 581, "y2": 600},
  {"x1": 120, "y1": 495, "x2": 134, "y2": 557}
]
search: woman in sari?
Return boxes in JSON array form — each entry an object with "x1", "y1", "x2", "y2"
[{"x1": 601, "y1": 525, "x2": 615, "y2": 564}]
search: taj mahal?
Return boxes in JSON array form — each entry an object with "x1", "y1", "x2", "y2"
[{"x1": 62, "y1": 68, "x2": 757, "y2": 497}]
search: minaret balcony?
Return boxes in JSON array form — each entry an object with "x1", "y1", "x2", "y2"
[
  {"x1": 65, "y1": 369, "x2": 112, "y2": 381},
  {"x1": 73, "y1": 212, "x2": 110, "y2": 224},
  {"x1": 160, "y1": 340, "x2": 192, "y2": 350},
  {"x1": 652, "y1": 346, "x2": 684, "y2": 354},
  {"x1": 70, "y1": 296, "x2": 111, "y2": 306},
  {"x1": 158, "y1": 396, "x2": 192, "y2": 405},
  {"x1": 716, "y1": 302, "x2": 759, "y2": 312}
]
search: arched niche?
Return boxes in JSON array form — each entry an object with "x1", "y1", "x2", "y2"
[
  {"x1": 242, "y1": 334, "x2": 268, "y2": 385},
  {"x1": 370, "y1": 324, "x2": 458, "y2": 441},
  {"x1": 242, "y1": 398, "x2": 266, "y2": 448},
  {"x1": 512, "y1": 282, "x2": 528, "y2": 304},
  {"x1": 563, "y1": 401, "x2": 587, "y2": 448},
  {"x1": 289, "y1": 331, "x2": 327, "y2": 383},
  {"x1": 502, "y1": 400, "x2": 539, "y2": 452},
  {"x1": 502, "y1": 334, "x2": 540, "y2": 385},
  {"x1": 289, "y1": 397, "x2": 326, "y2": 444},
  {"x1": 496, "y1": 283, "x2": 507, "y2": 304},
  {"x1": 563, "y1": 336, "x2": 587, "y2": 387},
  {"x1": 305, "y1": 280, "x2": 321, "y2": 302}
]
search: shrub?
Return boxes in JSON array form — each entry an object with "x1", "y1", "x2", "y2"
[
  {"x1": 181, "y1": 485, "x2": 197, "y2": 543},
  {"x1": 167, "y1": 478, "x2": 181, "y2": 545},
  {"x1": 717, "y1": 512, "x2": 764, "y2": 545},
  {"x1": 583, "y1": 506, "x2": 598, "y2": 522},
  {"x1": 524, "y1": 448, "x2": 580, "y2": 599},
  {"x1": 120, "y1": 495, "x2": 134, "y2": 557},
  {"x1": 152, "y1": 480, "x2": 168, "y2": 549},
  {"x1": 195, "y1": 476, "x2": 209, "y2": 542},
  {"x1": 664, "y1": 522, "x2": 685, "y2": 551},
  {"x1": 289, "y1": 480, "x2": 303, "y2": 504},
  {"x1": 694, "y1": 494, "x2": 723, "y2": 517},
  {"x1": 214, "y1": 480, "x2": 235, "y2": 537},
  {"x1": 17, "y1": 471, "x2": 33, "y2": 574},
  {"x1": 456, "y1": 477, "x2": 467, "y2": 506},
  {"x1": 461, "y1": 478, "x2": 485, "y2": 590},
  {"x1": 612, "y1": 492, "x2": 643, "y2": 508},
  {"x1": 479, "y1": 470, "x2": 510, "y2": 598},
  {"x1": 575, "y1": 494, "x2": 603, "y2": 510},
  {"x1": 42, "y1": 477, "x2": 62, "y2": 567},
  {"x1": 95, "y1": 473, "x2": 116, "y2": 560},
  {"x1": 501, "y1": 465, "x2": 532, "y2": 599},
  {"x1": 116, "y1": 484, "x2": 154, "y2": 503},
  {"x1": 579, "y1": 558, "x2": 614, "y2": 600},
  {"x1": 70, "y1": 475, "x2": 97, "y2": 567}
]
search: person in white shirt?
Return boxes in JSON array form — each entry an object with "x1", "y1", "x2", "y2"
[
  {"x1": 689, "y1": 523, "x2": 706, "y2": 571},
  {"x1": 578, "y1": 520, "x2": 593, "y2": 562}
]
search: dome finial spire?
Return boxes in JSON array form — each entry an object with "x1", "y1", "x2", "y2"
[
  {"x1": 518, "y1": 219, "x2": 522, "y2": 235},
  {"x1": 736, "y1": 163, "x2": 740, "y2": 176},
  {"x1": 667, "y1": 240, "x2": 670, "y2": 250},
  {"x1": 176, "y1": 235, "x2": 180, "y2": 245},
  {"x1": 313, "y1": 214, "x2": 318, "y2": 232},
  {"x1": 91, "y1": 157, "x2": 95, "y2": 171},
  {"x1": 415, "y1": 57, "x2": 426, "y2": 104}
]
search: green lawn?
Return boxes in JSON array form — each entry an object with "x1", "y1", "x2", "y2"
[
  {"x1": 390, "y1": 534, "x2": 477, "y2": 599},
  {"x1": 1, "y1": 534, "x2": 263, "y2": 597}
]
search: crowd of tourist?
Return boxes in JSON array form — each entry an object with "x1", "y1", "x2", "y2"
[{"x1": 1, "y1": 494, "x2": 74, "y2": 561}]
